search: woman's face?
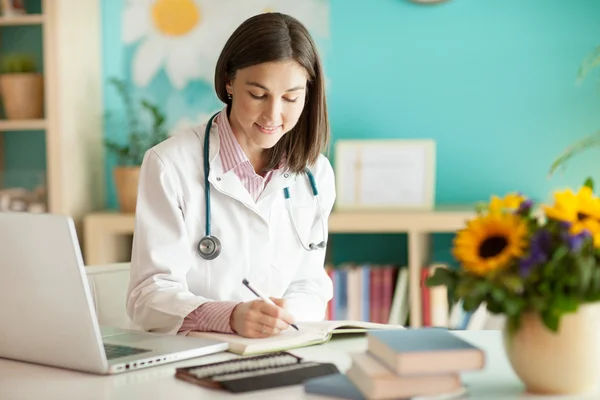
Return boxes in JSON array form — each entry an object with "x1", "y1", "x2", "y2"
[{"x1": 226, "y1": 60, "x2": 309, "y2": 155}]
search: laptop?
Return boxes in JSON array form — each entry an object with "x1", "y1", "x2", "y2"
[{"x1": 0, "y1": 212, "x2": 229, "y2": 374}]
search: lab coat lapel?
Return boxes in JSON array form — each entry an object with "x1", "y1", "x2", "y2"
[
  {"x1": 210, "y1": 170, "x2": 257, "y2": 211},
  {"x1": 255, "y1": 170, "x2": 300, "y2": 218},
  {"x1": 205, "y1": 121, "x2": 260, "y2": 215}
]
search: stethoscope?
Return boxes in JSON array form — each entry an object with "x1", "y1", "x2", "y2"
[{"x1": 197, "y1": 112, "x2": 328, "y2": 260}]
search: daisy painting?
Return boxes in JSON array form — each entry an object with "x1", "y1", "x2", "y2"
[{"x1": 122, "y1": 0, "x2": 329, "y2": 90}]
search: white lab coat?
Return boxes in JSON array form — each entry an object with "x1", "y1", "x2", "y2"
[{"x1": 126, "y1": 117, "x2": 336, "y2": 334}]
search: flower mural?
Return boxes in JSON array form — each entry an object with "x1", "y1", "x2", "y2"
[
  {"x1": 122, "y1": 0, "x2": 242, "y2": 89},
  {"x1": 122, "y1": 0, "x2": 329, "y2": 90}
]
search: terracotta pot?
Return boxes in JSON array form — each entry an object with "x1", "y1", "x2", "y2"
[
  {"x1": 502, "y1": 302, "x2": 600, "y2": 395},
  {"x1": 113, "y1": 166, "x2": 140, "y2": 213},
  {"x1": 0, "y1": 73, "x2": 44, "y2": 119}
]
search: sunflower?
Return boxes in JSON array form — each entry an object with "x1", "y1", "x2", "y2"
[
  {"x1": 542, "y1": 186, "x2": 600, "y2": 247},
  {"x1": 453, "y1": 213, "x2": 528, "y2": 276},
  {"x1": 488, "y1": 192, "x2": 526, "y2": 214}
]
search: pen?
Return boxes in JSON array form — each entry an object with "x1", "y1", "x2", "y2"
[{"x1": 242, "y1": 278, "x2": 299, "y2": 331}]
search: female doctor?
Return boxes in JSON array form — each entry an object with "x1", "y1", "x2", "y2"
[{"x1": 126, "y1": 12, "x2": 335, "y2": 339}]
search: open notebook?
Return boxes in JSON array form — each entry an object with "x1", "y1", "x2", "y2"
[{"x1": 187, "y1": 320, "x2": 405, "y2": 356}]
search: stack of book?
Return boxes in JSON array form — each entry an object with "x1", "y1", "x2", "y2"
[{"x1": 345, "y1": 329, "x2": 485, "y2": 399}]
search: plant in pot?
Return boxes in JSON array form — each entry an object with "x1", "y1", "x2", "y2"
[
  {"x1": 427, "y1": 182, "x2": 600, "y2": 395},
  {"x1": 104, "y1": 77, "x2": 168, "y2": 213},
  {"x1": 0, "y1": 53, "x2": 44, "y2": 120}
]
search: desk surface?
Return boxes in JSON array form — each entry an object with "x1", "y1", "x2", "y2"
[{"x1": 0, "y1": 330, "x2": 596, "y2": 400}]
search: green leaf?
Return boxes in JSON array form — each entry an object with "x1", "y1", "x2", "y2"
[
  {"x1": 541, "y1": 310, "x2": 559, "y2": 332},
  {"x1": 454, "y1": 273, "x2": 478, "y2": 299},
  {"x1": 499, "y1": 274, "x2": 524, "y2": 294},
  {"x1": 485, "y1": 298, "x2": 504, "y2": 314},
  {"x1": 544, "y1": 245, "x2": 569, "y2": 277},
  {"x1": 462, "y1": 295, "x2": 483, "y2": 312},
  {"x1": 474, "y1": 201, "x2": 488, "y2": 215},
  {"x1": 425, "y1": 268, "x2": 457, "y2": 287},
  {"x1": 529, "y1": 295, "x2": 546, "y2": 312},
  {"x1": 548, "y1": 130, "x2": 600, "y2": 176},
  {"x1": 577, "y1": 255, "x2": 595, "y2": 296},
  {"x1": 473, "y1": 279, "x2": 491, "y2": 296},
  {"x1": 104, "y1": 77, "x2": 168, "y2": 166},
  {"x1": 506, "y1": 314, "x2": 521, "y2": 337},
  {"x1": 552, "y1": 295, "x2": 579, "y2": 314},
  {"x1": 490, "y1": 286, "x2": 506, "y2": 303},
  {"x1": 591, "y1": 267, "x2": 600, "y2": 296},
  {"x1": 502, "y1": 296, "x2": 524, "y2": 316},
  {"x1": 584, "y1": 177, "x2": 595, "y2": 191},
  {"x1": 1, "y1": 53, "x2": 36, "y2": 73},
  {"x1": 537, "y1": 280, "x2": 552, "y2": 295},
  {"x1": 577, "y1": 45, "x2": 600, "y2": 85}
]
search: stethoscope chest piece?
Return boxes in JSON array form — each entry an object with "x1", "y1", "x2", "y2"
[
  {"x1": 197, "y1": 111, "x2": 326, "y2": 261},
  {"x1": 197, "y1": 235, "x2": 222, "y2": 260}
]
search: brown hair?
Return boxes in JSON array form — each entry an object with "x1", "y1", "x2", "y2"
[{"x1": 214, "y1": 12, "x2": 329, "y2": 174}]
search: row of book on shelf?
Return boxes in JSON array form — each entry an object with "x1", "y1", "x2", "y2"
[{"x1": 324, "y1": 262, "x2": 498, "y2": 330}]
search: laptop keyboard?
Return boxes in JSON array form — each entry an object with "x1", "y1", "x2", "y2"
[{"x1": 103, "y1": 343, "x2": 151, "y2": 360}]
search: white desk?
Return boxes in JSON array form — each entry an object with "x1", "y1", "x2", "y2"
[{"x1": 0, "y1": 330, "x2": 595, "y2": 400}]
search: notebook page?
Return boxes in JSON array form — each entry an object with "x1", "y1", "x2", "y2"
[
  {"x1": 188, "y1": 325, "x2": 329, "y2": 355},
  {"x1": 297, "y1": 320, "x2": 406, "y2": 334}
]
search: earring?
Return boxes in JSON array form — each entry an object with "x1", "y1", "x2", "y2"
[{"x1": 227, "y1": 92, "x2": 232, "y2": 100}]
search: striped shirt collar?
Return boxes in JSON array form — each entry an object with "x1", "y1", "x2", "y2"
[
  {"x1": 216, "y1": 109, "x2": 250, "y2": 175},
  {"x1": 216, "y1": 108, "x2": 286, "y2": 175}
]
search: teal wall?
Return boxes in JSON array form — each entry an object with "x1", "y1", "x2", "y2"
[
  {"x1": 325, "y1": 0, "x2": 600, "y2": 266},
  {"x1": 98, "y1": 0, "x2": 600, "y2": 267}
]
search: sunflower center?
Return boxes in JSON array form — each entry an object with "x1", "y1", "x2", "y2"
[
  {"x1": 151, "y1": 0, "x2": 200, "y2": 37},
  {"x1": 478, "y1": 235, "x2": 509, "y2": 259},
  {"x1": 577, "y1": 212, "x2": 590, "y2": 221}
]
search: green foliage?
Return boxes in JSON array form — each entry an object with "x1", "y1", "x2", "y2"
[
  {"x1": 427, "y1": 178, "x2": 600, "y2": 335},
  {"x1": 1, "y1": 53, "x2": 36, "y2": 74},
  {"x1": 549, "y1": 45, "x2": 600, "y2": 176},
  {"x1": 104, "y1": 77, "x2": 168, "y2": 166}
]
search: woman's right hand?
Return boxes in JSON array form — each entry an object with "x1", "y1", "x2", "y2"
[{"x1": 229, "y1": 298, "x2": 296, "y2": 338}]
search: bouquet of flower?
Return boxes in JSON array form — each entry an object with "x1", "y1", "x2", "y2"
[{"x1": 427, "y1": 178, "x2": 600, "y2": 334}]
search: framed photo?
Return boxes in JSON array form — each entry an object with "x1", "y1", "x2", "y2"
[{"x1": 334, "y1": 139, "x2": 436, "y2": 211}]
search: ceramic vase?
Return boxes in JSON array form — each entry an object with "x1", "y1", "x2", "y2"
[
  {"x1": 113, "y1": 166, "x2": 140, "y2": 213},
  {"x1": 0, "y1": 73, "x2": 44, "y2": 119},
  {"x1": 502, "y1": 302, "x2": 600, "y2": 395}
]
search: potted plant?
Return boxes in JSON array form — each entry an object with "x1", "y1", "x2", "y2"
[
  {"x1": 427, "y1": 180, "x2": 600, "y2": 395},
  {"x1": 104, "y1": 77, "x2": 168, "y2": 213},
  {"x1": 0, "y1": 53, "x2": 43, "y2": 120}
]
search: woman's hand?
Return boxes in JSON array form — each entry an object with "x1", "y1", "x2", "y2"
[{"x1": 229, "y1": 297, "x2": 296, "y2": 338}]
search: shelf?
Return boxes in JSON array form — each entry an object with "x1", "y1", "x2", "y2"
[
  {"x1": 0, "y1": 14, "x2": 45, "y2": 26},
  {"x1": 82, "y1": 207, "x2": 476, "y2": 237},
  {"x1": 0, "y1": 119, "x2": 46, "y2": 131},
  {"x1": 81, "y1": 207, "x2": 476, "y2": 265},
  {"x1": 328, "y1": 206, "x2": 475, "y2": 233}
]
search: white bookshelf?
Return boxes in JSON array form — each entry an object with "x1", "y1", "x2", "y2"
[
  {"x1": 0, "y1": 119, "x2": 46, "y2": 131},
  {"x1": 0, "y1": 4, "x2": 55, "y2": 211},
  {"x1": 82, "y1": 206, "x2": 475, "y2": 328},
  {"x1": 0, "y1": 14, "x2": 45, "y2": 26},
  {"x1": 0, "y1": 0, "x2": 103, "y2": 220}
]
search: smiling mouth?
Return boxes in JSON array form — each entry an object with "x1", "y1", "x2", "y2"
[{"x1": 255, "y1": 123, "x2": 282, "y2": 134}]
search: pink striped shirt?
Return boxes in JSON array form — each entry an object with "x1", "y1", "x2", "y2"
[{"x1": 178, "y1": 110, "x2": 279, "y2": 334}]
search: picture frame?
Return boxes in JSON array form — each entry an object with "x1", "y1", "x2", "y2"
[{"x1": 333, "y1": 139, "x2": 436, "y2": 211}]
